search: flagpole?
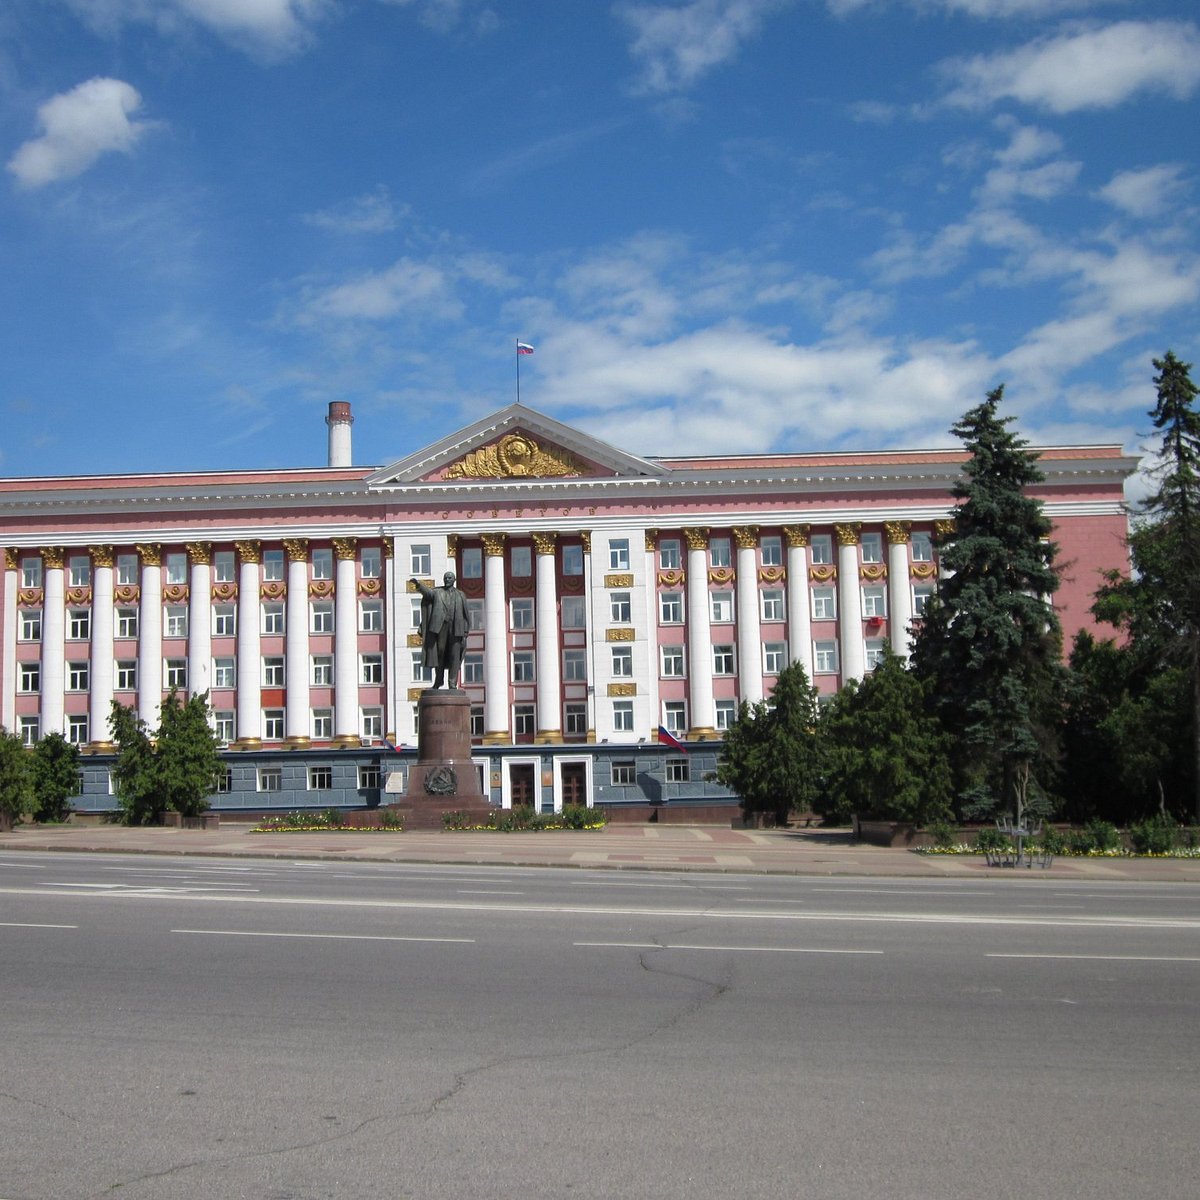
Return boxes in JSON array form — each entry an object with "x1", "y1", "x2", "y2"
[{"x1": 516, "y1": 339, "x2": 521, "y2": 406}]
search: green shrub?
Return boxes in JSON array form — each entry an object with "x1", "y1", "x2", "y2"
[
  {"x1": 559, "y1": 803, "x2": 607, "y2": 829},
  {"x1": 1037, "y1": 825, "x2": 1066, "y2": 855},
  {"x1": 378, "y1": 808, "x2": 404, "y2": 830},
  {"x1": 974, "y1": 828, "x2": 1011, "y2": 854},
  {"x1": 1129, "y1": 815, "x2": 1176, "y2": 855},
  {"x1": 1085, "y1": 819, "x2": 1121, "y2": 852},
  {"x1": 1066, "y1": 827, "x2": 1095, "y2": 854},
  {"x1": 927, "y1": 820, "x2": 958, "y2": 850}
]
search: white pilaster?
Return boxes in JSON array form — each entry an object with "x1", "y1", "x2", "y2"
[
  {"x1": 333, "y1": 538, "x2": 359, "y2": 745},
  {"x1": 41, "y1": 548, "x2": 66, "y2": 736},
  {"x1": 138, "y1": 546, "x2": 163, "y2": 728},
  {"x1": 534, "y1": 534, "x2": 561, "y2": 740},
  {"x1": 90, "y1": 548, "x2": 115, "y2": 745},
  {"x1": 685, "y1": 529, "x2": 716, "y2": 735},
  {"x1": 285, "y1": 540, "x2": 310, "y2": 744},
  {"x1": 886, "y1": 522, "x2": 914, "y2": 658},
  {"x1": 483, "y1": 534, "x2": 509, "y2": 743},
  {"x1": 383, "y1": 541, "x2": 397, "y2": 742},
  {"x1": 784, "y1": 527, "x2": 813, "y2": 683},
  {"x1": 186, "y1": 545, "x2": 212, "y2": 700},
  {"x1": 2, "y1": 550, "x2": 19, "y2": 733},
  {"x1": 234, "y1": 542, "x2": 261, "y2": 746},
  {"x1": 734, "y1": 528, "x2": 763, "y2": 705},
  {"x1": 836, "y1": 524, "x2": 866, "y2": 684}
]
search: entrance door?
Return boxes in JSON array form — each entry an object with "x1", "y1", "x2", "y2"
[
  {"x1": 561, "y1": 761, "x2": 586, "y2": 807},
  {"x1": 509, "y1": 762, "x2": 536, "y2": 807}
]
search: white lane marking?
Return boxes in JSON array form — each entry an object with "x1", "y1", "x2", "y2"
[
  {"x1": 576, "y1": 941, "x2": 882, "y2": 955},
  {"x1": 456, "y1": 889, "x2": 524, "y2": 896},
  {"x1": 172, "y1": 929, "x2": 474, "y2": 943},
  {"x1": 0, "y1": 921, "x2": 78, "y2": 930},
  {"x1": 987, "y1": 953, "x2": 1200, "y2": 963},
  {"x1": 813, "y1": 888, "x2": 996, "y2": 896},
  {"x1": 7, "y1": 887, "x2": 1200, "y2": 930}
]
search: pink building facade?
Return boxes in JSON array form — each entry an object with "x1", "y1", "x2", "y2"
[{"x1": 0, "y1": 404, "x2": 1136, "y2": 814}]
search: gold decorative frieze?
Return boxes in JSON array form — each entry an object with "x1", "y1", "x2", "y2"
[
  {"x1": 210, "y1": 582, "x2": 236, "y2": 601},
  {"x1": 605, "y1": 572, "x2": 633, "y2": 589},
  {"x1": 446, "y1": 534, "x2": 459, "y2": 556},
  {"x1": 382, "y1": 540, "x2": 393, "y2": 559},
  {"x1": 835, "y1": 522, "x2": 862, "y2": 547},
  {"x1": 407, "y1": 633, "x2": 423, "y2": 648},
  {"x1": 532, "y1": 531, "x2": 557, "y2": 556},
  {"x1": 884, "y1": 521, "x2": 911, "y2": 545},
  {"x1": 17, "y1": 589, "x2": 43, "y2": 606},
  {"x1": 580, "y1": 532, "x2": 591, "y2": 554},
  {"x1": 444, "y1": 432, "x2": 586, "y2": 479},
  {"x1": 732, "y1": 525, "x2": 759, "y2": 550},
  {"x1": 407, "y1": 687, "x2": 425, "y2": 702},
  {"x1": 308, "y1": 580, "x2": 334, "y2": 599},
  {"x1": 682, "y1": 527, "x2": 709, "y2": 552},
  {"x1": 606, "y1": 627, "x2": 635, "y2": 642},
  {"x1": 283, "y1": 538, "x2": 309, "y2": 562},
  {"x1": 332, "y1": 537, "x2": 357, "y2": 561},
  {"x1": 809, "y1": 564, "x2": 836, "y2": 582},
  {"x1": 607, "y1": 682, "x2": 637, "y2": 697},
  {"x1": 114, "y1": 585, "x2": 140, "y2": 603},
  {"x1": 481, "y1": 533, "x2": 507, "y2": 557},
  {"x1": 759, "y1": 566, "x2": 786, "y2": 584},
  {"x1": 186, "y1": 542, "x2": 212, "y2": 565},
  {"x1": 260, "y1": 581, "x2": 286, "y2": 600},
  {"x1": 358, "y1": 578, "x2": 381, "y2": 596},
  {"x1": 658, "y1": 569, "x2": 685, "y2": 587},
  {"x1": 859, "y1": 564, "x2": 887, "y2": 582},
  {"x1": 644, "y1": 529, "x2": 658, "y2": 552},
  {"x1": 234, "y1": 540, "x2": 259, "y2": 565},
  {"x1": 89, "y1": 545, "x2": 115, "y2": 568},
  {"x1": 934, "y1": 519, "x2": 956, "y2": 541},
  {"x1": 3, "y1": 548, "x2": 17, "y2": 572},
  {"x1": 708, "y1": 567, "x2": 735, "y2": 585},
  {"x1": 910, "y1": 562, "x2": 938, "y2": 580},
  {"x1": 782, "y1": 524, "x2": 811, "y2": 548},
  {"x1": 42, "y1": 546, "x2": 65, "y2": 570},
  {"x1": 65, "y1": 586, "x2": 93, "y2": 604}
]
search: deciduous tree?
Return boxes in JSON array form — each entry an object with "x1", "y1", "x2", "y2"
[
  {"x1": 31, "y1": 731, "x2": 80, "y2": 823},
  {"x1": 0, "y1": 727, "x2": 35, "y2": 830}
]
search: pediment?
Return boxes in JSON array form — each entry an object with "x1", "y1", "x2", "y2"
[{"x1": 366, "y1": 404, "x2": 668, "y2": 487}]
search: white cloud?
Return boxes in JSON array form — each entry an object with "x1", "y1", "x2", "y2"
[
  {"x1": 7, "y1": 77, "x2": 153, "y2": 189},
  {"x1": 830, "y1": 0, "x2": 1104, "y2": 14},
  {"x1": 615, "y1": 0, "x2": 790, "y2": 94},
  {"x1": 943, "y1": 21, "x2": 1200, "y2": 113},
  {"x1": 377, "y1": 0, "x2": 499, "y2": 35},
  {"x1": 1096, "y1": 164, "x2": 1190, "y2": 219},
  {"x1": 304, "y1": 186, "x2": 405, "y2": 233},
  {"x1": 299, "y1": 259, "x2": 461, "y2": 322}
]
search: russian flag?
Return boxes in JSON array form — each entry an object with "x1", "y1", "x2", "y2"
[
  {"x1": 516, "y1": 341, "x2": 535, "y2": 355},
  {"x1": 658, "y1": 725, "x2": 688, "y2": 753},
  {"x1": 382, "y1": 737, "x2": 403, "y2": 753}
]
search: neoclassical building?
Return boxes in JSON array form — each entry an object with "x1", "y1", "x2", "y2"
[{"x1": 0, "y1": 402, "x2": 1135, "y2": 815}]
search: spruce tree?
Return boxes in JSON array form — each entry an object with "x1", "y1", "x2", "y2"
[{"x1": 910, "y1": 385, "x2": 1064, "y2": 820}]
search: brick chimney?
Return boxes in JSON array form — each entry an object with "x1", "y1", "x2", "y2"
[{"x1": 326, "y1": 401, "x2": 353, "y2": 467}]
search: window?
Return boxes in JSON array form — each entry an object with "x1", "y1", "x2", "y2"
[
  {"x1": 262, "y1": 549, "x2": 284, "y2": 582},
  {"x1": 262, "y1": 603, "x2": 284, "y2": 634},
  {"x1": 213, "y1": 550, "x2": 235, "y2": 583},
  {"x1": 862, "y1": 586, "x2": 887, "y2": 618},
  {"x1": 513, "y1": 704, "x2": 535, "y2": 737},
  {"x1": 360, "y1": 546, "x2": 381, "y2": 579},
  {"x1": 713, "y1": 645, "x2": 735, "y2": 675},
  {"x1": 666, "y1": 757, "x2": 690, "y2": 783},
  {"x1": 565, "y1": 704, "x2": 588, "y2": 736},
  {"x1": 561, "y1": 595, "x2": 586, "y2": 629},
  {"x1": 360, "y1": 654, "x2": 383, "y2": 685},
  {"x1": 312, "y1": 709, "x2": 332, "y2": 739},
  {"x1": 659, "y1": 592, "x2": 683, "y2": 623},
  {"x1": 360, "y1": 600, "x2": 382, "y2": 632},
  {"x1": 763, "y1": 643, "x2": 787, "y2": 674},
  {"x1": 213, "y1": 658, "x2": 236, "y2": 689},
  {"x1": 511, "y1": 544, "x2": 532, "y2": 577},
  {"x1": 710, "y1": 592, "x2": 734, "y2": 623},
  {"x1": 811, "y1": 587, "x2": 836, "y2": 620},
  {"x1": 659, "y1": 538, "x2": 681, "y2": 570},
  {"x1": 715, "y1": 699, "x2": 737, "y2": 731},
  {"x1": 69, "y1": 555, "x2": 92, "y2": 587},
  {"x1": 612, "y1": 701, "x2": 634, "y2": 732},
  {"x1": 608, "y1": 538, "x2": 630, "y2": 571},
  {"x1": 660, "y1": 645, "x2": 685, "y2": 677},
  {"x1": 461, "y1": 546, "x2": 482, "y2": 579},
  {"x1": 462, "y1": 653, "x2": 484, "y2": 684},
  {"x1": 311, "y1": 548, "x2": 333, "y2": 581},
  {"x1": 116, "y1": 661, "x2": 138, "y2": 691},
  {"x1": 212, "y1": 605, "x2": 236, "y2": 636},
  {"x1": 214, "y1": 768, "x2": 232, "y2": 794},
  {"x1": 116, "y1": 608, "x2": 138, "y2": 639},
  {"x1": 68, "y1": 609, "x2": 91, "y2": 640},
  {"x1": 663, "y1": 701, "x2": 687, "y2": 733},
  {"x1": 861, "y1": 532, "x2": 883, "y2": 564},
  {"x1": 412, "y1": 650, "x2": 433, "y2": 683},
  {"x1": 19, "y1": 716, "x2": 40, "y2": 746},
  {"x1": 512, "y1": 651, "x2": 535, "y2": 682},
  {"x1": 308, "y1": 765, "x2": 333, "y2": 790},
  {"x1": 359, "y1": 765, "x2": 382, "y2": 789},
  {"x1": 258, "y1": 766, "x2": 282, "y2": 792},
  {"x1": 709, "y1": 537, "x2": 731, "y2": 569},
  {"x1": 911, "y1": 531, "x2": 933, "y2": 562},
  {"x1": 865, "y1": 640, "x2": 887, "y2": 670},
  {"x1": 761, "y1": 590, "x2": 784, "y2": 622},
  {"x1": 611, "y1": 761, "x2": 636, "y2": 786},
  {"x1": 409, "y1": 597, "x2": 424, "y2": 630},
  {"x1": 466, "y1": 599, "x2": 485, "y2": 631},
  {"x1": 21, "y1": 557, "x2": 42, "y2": 588},
  {"x1": 164, "y1": 605, "x2": 188, "y2": 638},
  {"x1": 913, "y1": 583, "x2": 935, "y2": 617},
  {"x1": 311, "y1": 655, "x2": 333, "y2": 686},
  {"x1": 562, "y1": 543, "x2": 584, "y2": 575},
  {"x1": 264, "y1": 711, "x2": 285, "y2": 740},
  {"x1": 510, "y1": 598, "x2": 534, "y2": 630},
  {"x1": 810, "y1": 534, "x2": 832, "y2": 565},
  {"x1": 214, "y1": 712, "x2": 235, "y2": 744},
  {"x1": 470, "y1": 706, "x2": 484, "y2": 738},
  {"x1": 410, "y1": 544, "x2": 431, "y2": 575},
  {"x1": 68, "y1": 661, "x2": 90, "y2": 691},
  {"x1": 19, "y1": 610, "x2": 41, "y2": 641},
  {"x1": 163, "y1": 552, "x2": 186, "y2": 585},
  {"x1": 761, "y1": 535, "x2": 782, "y2": 567},
  {"x1": 165, "y1": 659, "x2": 187, "y2": 689},
  {"x1": 611, "y1": 645, "x2": 633, "y2": 677},
  {"x1": 310, "y1": 602, "x2": 334, "y2": 634},
  {"x1": 610, "y1": 592, "x2": 631, "y2": 624},
  {"x1": 19, "y1": 662, "x2": 40, "y2": 692},
  {"x1": 262, "y1": 657, "x2": 285, "y2": 686},
  {"x1": 67, "y1": 715, "x2": 89, "y2": 745},
  {"x1": 563, "y1": 649, "x2": 587, "y2": 681},
  {"x1": 814, "y1": 641, "x2": 839, "y2": 674},
  {"x1": 117, "y1": 553, "x2": 139, "y2": 585}
]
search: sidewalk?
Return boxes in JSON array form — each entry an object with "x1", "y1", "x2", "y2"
[{"x1": 2, "y1": 822, "x2": 1198, "y2": 881}]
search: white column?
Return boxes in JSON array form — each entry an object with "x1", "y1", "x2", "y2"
[
  {"x1": 642, "y1": 530, "x2": 660, "y2": 736},
  {"x1": 836, "y1": 524, "x2": 866, "y2": 684},
  {"x1": 137, "y1": 545, "x2": 162, "y2": 728},
  {"x1": 684, "y1": 529, "x2": 716, "y2": 735},
  {"x1": 534, "y1": 533, "x2": 561, "y2": 740},
  {"x1": 333, "y1": 538, "x2": 359, "y2": 745},
  {"x1": 284, "y1": 539, "x2": 310, "y2": 745},
  {"x1": 186, "y1": 543, "x2": 212, "y2": 700},
  {"x1": 383, "y1": 541, "x2": 397, "y2": 742},
  {"x1": 886, "y1": 522, "x2": 914, "y2": 658},
  {"x1": 482, "y1": 533, "x2": 509, "y2": 743},
  {"x1": 784, "y1": 527, "x2": 813, "y2": 683},
  {"x1": 90, "y1": 547, "x2": 115, "y2": 746},
  {"x1": 234, "y1": 541, "x2": 261, "y2": 747},
  {"x1": 733, "y1": 527, "x2": 763, "y2": 706},
  {"x1": 40, "y1": 547, "x2": 66, "y2": 736},
  {"x1": 1, "y1": 550, "x2": 16, "y2": 733}
]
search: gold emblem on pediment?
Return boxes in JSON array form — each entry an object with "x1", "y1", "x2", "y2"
[{"x1": 444, "y1": 433, "x2": 586, "y2": 480}]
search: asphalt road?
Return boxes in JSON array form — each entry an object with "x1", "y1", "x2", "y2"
[{"x1": 2, "y1": 853, "x2": 1199, "y2": 1200}]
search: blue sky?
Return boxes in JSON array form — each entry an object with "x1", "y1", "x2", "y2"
[{"x1": 1, "y1": 0, "x2": 1198, "y2": 481}]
